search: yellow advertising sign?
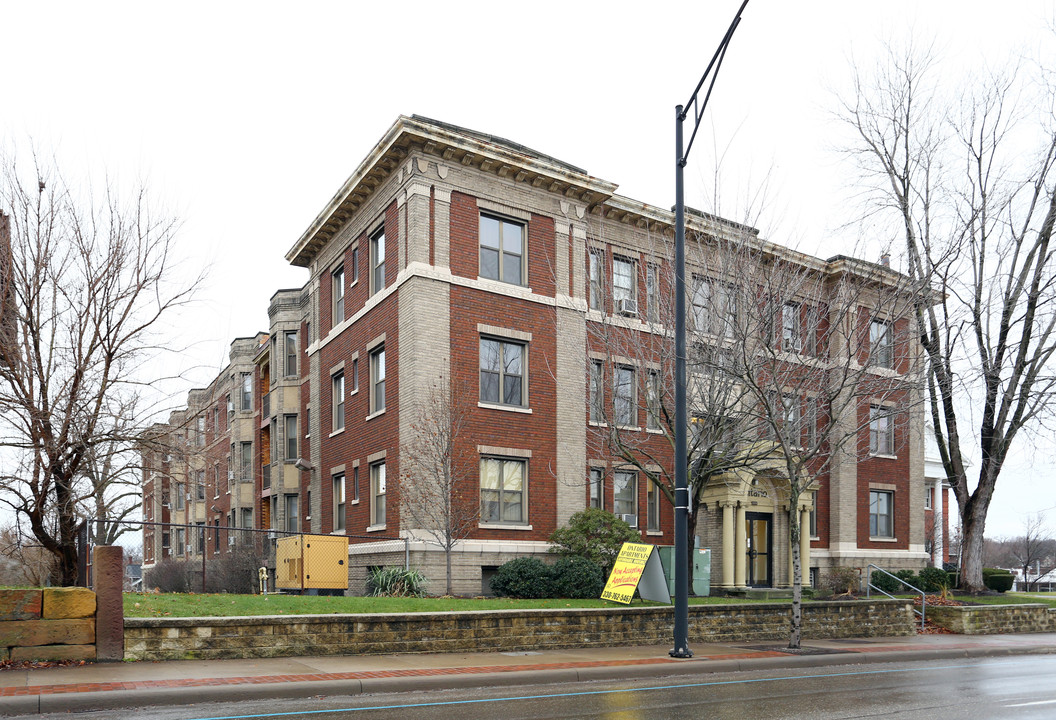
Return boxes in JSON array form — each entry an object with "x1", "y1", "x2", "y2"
[{"x1": 601, "y1": 542, "x2": 670, "y2": 604}]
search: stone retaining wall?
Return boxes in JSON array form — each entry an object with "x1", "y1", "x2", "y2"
[
  {"x1": 926, "y1": 604, "x2": 1056, "y2": 635},
  {"x1": 0, "y1": 588, "x2": 96, "y2": 662},
  {"x1": 123, "y1": 599, "x2": 915, "y2": 661}
]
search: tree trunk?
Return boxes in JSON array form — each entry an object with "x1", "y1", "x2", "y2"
[
  {"x1": 959, "y1": 503, "x2": 988, "y2": 593},
  {"x1": 788, "y1": 506, "x2": 802, "y2": 649},
  {"x1": 446, "y1": 546, "x2": 453, "y2": 596},
  {"x1": 685, "y1": 506, "x2": 698, "y2": 595}
]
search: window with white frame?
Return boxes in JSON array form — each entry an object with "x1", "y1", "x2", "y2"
[
  {"x1": 370, "y1": 347, "x2": 385, "y2": 413},
  {"x1": 173, "y1": 528, "x2": 185, "y2": 556},
  {"x1": 614, "y1": 471, "x2": 637, "y2": 526},
  {"x1": 588, "y1": 250, "x2": 604, "y2": 310},
  {"x1": 333, "y1": 473, "x2": 346, "y2": 531},
  {"x1": 647, "y1": 479, "x2": 661, "y2": 532},
  {"x1": 240, "y1": 441, "x2": 252, "y2": 480},
  {"x1": 332, "y1": 265, "x2": 345, "y2": 325},
  {"x1": 481, "y1": 213, "x2": 525, "y2": 282},
  {"x1": 213, "y1": 465, "x2": 220, "y2": 499},
  {"x1": 332, "y1": 371, "x2": 345, "y2": 431},
  {"x1": 645, "y1": 262, "x2": 660, "y2": 323},
  {"x1": 175, "y1": 482, "x2": 185, "y2": 510},
  {"x1": 613, "y1": 256, "x2": 636, "y2": 315},
  {"x1": 370, "y1": 461, "x2": 386, "y2": 526},
  {"x1": 480, "y1": 457, "x2": 526, "y2": 524},
  {"x1": 285, "y1": 494, "x2": 299, "y2": 534},
  {"x1": 869, "y1": 405, "x2": 894, "y2": 455},
  {"x1": 370, "y1": 227, "x2": 386, "y2": 295},
  {"x1": 782, "y1": 302, "x2": 801, "y2": 353},
  {"x1": 240, "y1": 372, "x2": 252, "y2": 411},
  {"x1": 284, "y1": 414, "x2": 297, "y2": 461},
  {"x1": 589, "y1": 359, "x2": 604, "y2": 423},
  {"x1": 924, "y1": 485, "x2": 933, "y2": 510},
  {"x1": 480, "y1": 337, "x2": 525, "y2": 407},
  {"x1": 869, "y1": 490, "x2": 894, "y2": 537},
  {"x1": 195, "y1": 470, "x2": 205, "y2": 501},
  {"x1": 869, "y1": 319, "x2": 893, "y2": 369},
  {"x1": 614, "y1": 365, "x2": 636, "y2": 427},
  {"x1": 782, "y1": 394, "x2": 801, "y2": 446},
  {"x1": 589, "y1": 467, "x2": 604, "y2": 509},
  {"x1": 479, "y1": 214, "x2": 525, "y2": 285},
  {"x1": 691, "y1": 278, "x2": 736, "y2": 337},
  {"x1": 196, "y1": 416, "x2": 205, "y2": 446},
  {"x1": 284, "y1": 331, "x2": 297, "y2": 377},
  {"x1": 646, "y1": 370, "x2": 662, "y2": 431}
]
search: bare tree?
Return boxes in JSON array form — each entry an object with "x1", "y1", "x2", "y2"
[
  {"x1": 0, "y1": 152, "x2": 198, "y2": 585},
  {"x1": 586, "y1": 217, "x2": 920, "y2": 648},
  {"x1": 399, "y1": 375, "x2": 478, "y2": 596},
  {"x1": 839, "y1": 40, "x2": 1056, "y2": 592},
  {"x1": 1011, "y1": 514, "x2": 1054, "y2": 590}
]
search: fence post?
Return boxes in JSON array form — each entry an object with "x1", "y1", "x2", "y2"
[{"x1": 93, "y1": 545, "x2": 124, "y2": 661}]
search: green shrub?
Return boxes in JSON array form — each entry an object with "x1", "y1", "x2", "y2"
[
  {"x1": 367, "y1": 566, "x2": 427, "y2": 597},
  {"x1": 918, "y1": 566, "x2": 949, "y2": 592},
  {"x1": 870, "y1": 570, "x2": 901, "y2": 594},
  {"x1": 548, "y1": 508, "x2": 642, "y2": 575},
  {"x1": 894, "y1": 569, "x2": 920, "y2": 590},
  {"x1": 490, "y1": 557, "x2": 554, "y2": 599},
  {"x1": 983, "y1": 571, "x2": 1014, "y2": 593},
  {"x1": 550, "y1": 556, "x2": 605, "y2": 599},
  {"x1": 826, "y1": 566, "x2": 860, "y2": 595}
]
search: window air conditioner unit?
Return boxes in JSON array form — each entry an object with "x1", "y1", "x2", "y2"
[
  {"x1": 229, "y1": 536, "x2": 235, "y2": 546},
  {"x1": 620, "y1": 513, "x2": 638, "y2": 527},
  {"x1": 618, "y1": 298, "x2": 638, "y2": 316},
  {"x1": 163, "y1": 454, "x2": 172, "y2": 463},
  {"x1": 228, "y1": 470, "x2": 235, "y2": 481}
]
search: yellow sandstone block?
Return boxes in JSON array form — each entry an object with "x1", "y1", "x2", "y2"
[{"x1": 42, "y1": 587, "x2": 96, "y2": 619}]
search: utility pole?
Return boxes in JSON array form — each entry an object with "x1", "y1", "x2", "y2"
[{"x1": 670, "y1": 0, "x2": 751, "y2": 659}]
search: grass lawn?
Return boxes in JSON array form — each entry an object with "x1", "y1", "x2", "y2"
[
  {"x1": 964, "y1": 592, "x2": 1056, "y2": 609},
  {"x1": 123, "y1": 592, "x2": 776, "y2": 618}
]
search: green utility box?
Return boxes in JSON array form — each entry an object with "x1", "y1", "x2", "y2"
[{"x1": 657, "y1": 546, "x2": 711, "y2": 597}]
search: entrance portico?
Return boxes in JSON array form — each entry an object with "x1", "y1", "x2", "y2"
[{"x1": 702, "y1": 467, "x2": 815, "y2": 591}]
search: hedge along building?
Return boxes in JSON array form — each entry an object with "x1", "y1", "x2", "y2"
[{"x1": 142, "y1": 115, "x2": 939, "y2": 594}]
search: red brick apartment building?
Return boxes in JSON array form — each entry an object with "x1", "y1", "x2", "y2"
[{"x1": 141, "y1": 116, "x2": 947, "y2": 594}]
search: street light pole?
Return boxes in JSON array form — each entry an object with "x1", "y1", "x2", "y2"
[{"x1": 670, "y1": 0, "x2": 750, "y2": 660}]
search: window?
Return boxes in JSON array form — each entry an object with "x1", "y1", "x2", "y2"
[
  {"x1": 196, "y1": 522, "x2": 205, "y2": 555},
  {"x1": 869, "y1": 490, "x2": 894, "y2": 538},
  {"x1": 480, "y1": 457, "x2": 526, "y2": 524},
  {"x1": 588, "y1": 250, "x2": 604, "y2": 310},
  {"x1": 226, "y1": 395, "x2": 233, "y2": 423},
  {"x1": 351, "y1": 357, "x2": 359, "y2": 392},
  {"x1": 173, "y1": 528, "x2": 185, "y2": 556},
  {"x1": 589, "y1": 467, "x2": 604, "y2": 509},
  {"x1": 213, "y1": 465, "x2": 220, "y2": 498},
  {"x1": 284, "y1": 414, "x2": 297, "y2": 461},
  {"x1": 332, "y1": 266, "x2": 345, "y2": 324},
  {"x1": 869, "y1": 405, "x2": 894, "y2": 455},
  {"x1": 370, "y1": 461, "x2": 386, "y2": 526},
  {"x1": 589, "y1": 360, "x2": 604, "y2": 423},
  {"x1": 175, "y1": 482, "x2": 185, "y2": 510},
  {"x1": 614, "y1": 365, "x2": 636, "y2": 427},
  {"x1": 804, "y1": 397, "x2": 819, "y2": 448},
  {"x1": 870, "y1": 319, "x2": 893, "y2": 369},
  {"x1": 370, "y1": 347, "x2": 386, "y2": 413},
  {"x1": 332, "y1": 371, "x2": 345, "y2": 431},
  {"x1": 351, "y1": 246, "x2": 359, "y2": 283},
  {"x1": 925, "y1": 485, "x2": 933, "y2": 510},
  {"x1": 370, "y1": 227, "x2": 386, "y2": 294},
  {"x1": 691, "y1": 278, "x2": 736, "y2": 337},
  {"x1": 240, "y1": 373, "x2": 252, "y2": 411},
  {"x1": 479, "y1": 214, "x2": 524, "y2": 285},
  {"x1": 241, "y1": 508, "x2": 253, "y2": 530},
  {"x1": 480, "y1": 338, "x2": 525, "y2": 407},
  {"x1": 782, "y1": 394, "x2": 801, "y2": 446},
  {"x1": 646, "y1": 370, "x2": 662, "y2": 431},
  {"x1": 782, "y1": 303, "x2": 801, "y2": 353},
  {"x1": 195, "y1": 470, "x2": 205, "y2": 501},
  {"x1": 647, "y1": 480, "x2": 661, "y2": 532},
  {"x1": 285, "y1": 494, "x2": 299, "y2": 534},
  {"x1": 804, "y1": 305, "x2": 819, "y2": 356},
  {"x1": 195, "y1": 416, "x2": 205, "y2": 446},
  {"x1": 352, "y1": 465, "x2": 360, "y2": 501},
  {"x1": 614, "y1": 471, "x2": 637, "y2": 526},
  {"x1": 284, "y1": 331, "x2": 297, "y2": 377},
  {"x1": 240, "y1": 441, "x2": 252, "y2": 480},
  {"x1": 645, "y1": 263, "x2": 660, "y2": 323},
  {"x1": 613, "y1": 257, "x2": 636, "y2": 315},
  {"x1": 809, "y1": 494, "x2": 818, "y2": 537},
  {"x1": 213, "y1": 407, "x2": 219, "y2": 436}
]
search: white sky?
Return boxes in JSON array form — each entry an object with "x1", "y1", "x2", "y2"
[{"x1": 2, "y1": 0, "x2": 1054, "y2": 539}]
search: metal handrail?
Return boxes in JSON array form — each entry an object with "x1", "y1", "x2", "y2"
[{"x1": 866, "y1": 563, "x2": 926, "y2": 631}]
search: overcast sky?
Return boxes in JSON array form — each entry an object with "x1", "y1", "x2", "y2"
[{"x1": 2, "y1": 0, "x2": 1054, "y2": 538}]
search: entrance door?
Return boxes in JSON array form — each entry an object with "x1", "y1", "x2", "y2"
[{"x1": 745, "y1": 512, "x2": 772, "y2": 587}]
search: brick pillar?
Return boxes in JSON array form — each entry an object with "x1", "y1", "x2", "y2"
[{"x1": 93, "y1": 545, "x2": 124, "y2": 661}]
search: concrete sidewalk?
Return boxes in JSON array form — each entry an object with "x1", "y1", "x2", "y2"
[{"x1": 2, "y1": 633, "x2": 1056, "y2": 716}]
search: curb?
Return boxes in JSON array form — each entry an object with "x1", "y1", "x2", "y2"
[{"x1": 4, "y1": 644, "x2": 1056, "y2": 716}]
